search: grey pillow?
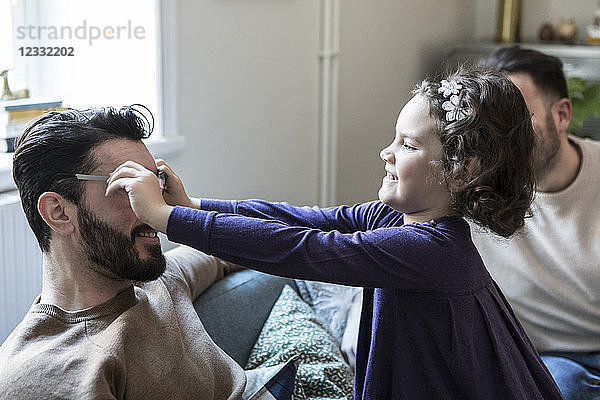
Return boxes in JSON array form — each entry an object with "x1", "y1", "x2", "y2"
[
  {"x1": 295, "y1": 280, "x2": 361, "y2": 344},
  {"x1": 194, "y1": 270, "x2": 298, "y2": 366}
]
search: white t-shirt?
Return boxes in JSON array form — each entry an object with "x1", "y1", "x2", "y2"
[{"x1": 471, "y1": 135, "x2": 600, "y2": 353}]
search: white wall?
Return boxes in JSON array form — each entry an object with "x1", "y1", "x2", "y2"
[
  {"x1": 335, "y1": 0, "x2": 476, "y2": 204},
  {"x1": 172, "y1": 1, "x2": 478, "y2": 207},
  {"x1": 169, "y1": 0, "x2": 320, "y2": 206}
]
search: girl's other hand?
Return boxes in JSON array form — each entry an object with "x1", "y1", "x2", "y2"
[
  {"x1": 155, "y1": 159, "x2": 195, "y2": 208},
  {"x1": 105, "y1": 161, "x2": 173, "y2": 233}
]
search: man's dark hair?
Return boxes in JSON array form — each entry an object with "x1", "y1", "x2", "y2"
[
  {"x1": 12, "y1": 105, "x2": 153, "y2": 252},
  {"x1": 480, "y1": 45, "x2": 568, "y2": 101}
]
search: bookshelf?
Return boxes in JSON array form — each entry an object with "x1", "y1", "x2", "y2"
[{"x1": 0, "y1": 99, "x2": 64, "y2": 152}]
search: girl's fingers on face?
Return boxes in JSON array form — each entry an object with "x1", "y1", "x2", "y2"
[
  {"x1": 156, "y1": 161, "x2": 178, "y2": 180},
  {"x1": 106, "y1": 165, "x2": 158, "y2": 198},
  {"x1": 109, "y1": 161, "x2": 147, "y2": 183},
  {"x1": 105, "y1": 172, "x2": 158, "y2": 197},
  {"x1": 113, "y1": 160, "x2": 146, "y2": 173},
  {"x1": 107, "y1": 166, "x2": 145, "y2": 185},
  {"x1": 156, "y1": 163, "x2": 169, "y2": 174},
  {"x1": 156, "y1": 160, "x2": 172, "y2": 172},
  {"x1": 105, "y1": 177, "x2": 130, "y2": 197}
]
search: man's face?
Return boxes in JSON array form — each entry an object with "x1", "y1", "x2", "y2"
[
  {"x1": 75, "y1": 139, "x2": 166, "y2": 281},
  {"x1": 508, "y1": 72, "x2": 561, "y2": 180}
]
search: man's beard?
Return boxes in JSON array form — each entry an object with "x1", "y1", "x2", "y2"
[
  {"x1": 533, "y1": 110, "x2": 561, "y2": 182},
  {"x1": 77, "y1": 205, "x2": 166, "y2": 282}
]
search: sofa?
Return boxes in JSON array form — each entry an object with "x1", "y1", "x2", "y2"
[
  {"x1": 194, "y1": 269, "x2": 298, "y2": 366},
  {"x1": 193, "y1": 269, "x2": 359, "y2": 399}
]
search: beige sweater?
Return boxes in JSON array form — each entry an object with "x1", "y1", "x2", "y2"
[
  {"x1": 471, "y1": 135, "x2": 600, "y2": 353},
  {"x1": 0, "y1": 246, "x2": 246, "y2": 399}
]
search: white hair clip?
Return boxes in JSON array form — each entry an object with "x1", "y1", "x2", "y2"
[
  {"x1": 439, "y1": 79, "x2": 472, "y2": 122},
  {"x1": 438, "y1": 80, "x2": 462, "y2": 97},
  {"x1": 442, "y1": 94, "x2": 472, "y2": 122}
]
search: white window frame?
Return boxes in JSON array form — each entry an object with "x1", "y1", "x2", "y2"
[
  {"x1": 0, "y1": 0, "x2": 185, "y2": 193},
  {"x1": 146, "y1": 0, "x2": 185, "y2": 157}
]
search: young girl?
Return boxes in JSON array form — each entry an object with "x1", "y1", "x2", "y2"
[{"x1": 107, "y1": 67, "x2": 564, "y2": 399}]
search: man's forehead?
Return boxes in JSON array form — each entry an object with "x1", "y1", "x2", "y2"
[
  {"x1": 507, "y1": 72, "x2": 540, "y2": 97},
  {"x1": 92, "y1": 139, "x2": 156, "y2": 173}
]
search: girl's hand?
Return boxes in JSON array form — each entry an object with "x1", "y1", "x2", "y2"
[
  {"x1": 105, "y1": 161, "x2": 173, "y2": 233},
  {"x1": 155, "y1": 159, "x2": 194, "y2": 208}
]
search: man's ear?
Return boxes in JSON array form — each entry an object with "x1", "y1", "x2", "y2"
[
  {"x1": 37, "y1": 192, "x2": 76, "y2": 237},
  {"x1": 554, "y1": 97, "x2": 572, "y2": 134}
]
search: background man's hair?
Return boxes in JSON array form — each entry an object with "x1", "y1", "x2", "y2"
[
  {"x1": 480, "y1": 45, "x2": 568, "y2": 101},
  {"x1": 12, "y1": 105, "x2": 153, "y2": 252}
]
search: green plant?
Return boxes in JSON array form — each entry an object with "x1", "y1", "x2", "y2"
[{"x1": 567, "y1": 76, "x2": 600, "y2": 134}]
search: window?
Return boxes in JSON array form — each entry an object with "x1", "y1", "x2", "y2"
[
  {"x1": 0, "y1": 0, "x2": 182, "y2": 192},
  {"x1": 0, "y1": 1, "x2": 13, "y2": 72}
]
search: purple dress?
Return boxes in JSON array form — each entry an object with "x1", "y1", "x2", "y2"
[{"x1": 167, "y1": 200, "x2": 563, "y2": 400}]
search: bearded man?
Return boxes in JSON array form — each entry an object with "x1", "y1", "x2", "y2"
[
  {"x1": 473, "y1": 46, "x2": 600, "y2": 400},
  {"x1": 0, "y1": 106, "x2": 246, "y2": 399}
]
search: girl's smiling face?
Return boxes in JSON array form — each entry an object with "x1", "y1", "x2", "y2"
[{"x1": 378, "y1": 95, "x2": 453, "y2": 223}]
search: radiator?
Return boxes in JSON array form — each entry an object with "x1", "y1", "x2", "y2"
[{"x1": 0, "y1": 191, "x2": 42, "y2": 344}]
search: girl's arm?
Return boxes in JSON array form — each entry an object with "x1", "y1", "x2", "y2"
[
  {"x1": 105, "y1": 161, "x2": 400, "y2": 235},
  {"x1": 195, "y1": 199, "x2": 404, "y2": 234},
  {"x1": 166, "y1": 205, "x2": 460, "y2": 290},
  {"x1": 152, "y1": 160, "x2": 392, "y2": 233}
]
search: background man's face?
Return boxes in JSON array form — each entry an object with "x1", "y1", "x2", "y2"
[
  {"x1": 76, "y1": 139, "x2": 166, "y2": 281},
  {"x1": 508, "y1": 72, "x2": 561, "y2": 180}
]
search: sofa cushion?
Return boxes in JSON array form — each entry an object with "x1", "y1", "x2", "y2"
[
  {"x1": 194, "y1": 270, "x2": 298, "y2": 366},
  {"x1": 245, "y1": 285, "x2": 354, "y2": 400}
]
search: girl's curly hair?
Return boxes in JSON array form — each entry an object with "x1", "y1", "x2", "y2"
[{"x1": 414, "y1": 66, "x2": 535, "y2": 237}]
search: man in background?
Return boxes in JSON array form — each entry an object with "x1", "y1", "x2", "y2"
[{"x1": 473, "y1": 45, "x2": 600, "y2": 399}]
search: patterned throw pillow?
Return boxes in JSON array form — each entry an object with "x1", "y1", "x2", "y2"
[{"x1": 245, "y1": 285, "x2": 354, "y2": 400}]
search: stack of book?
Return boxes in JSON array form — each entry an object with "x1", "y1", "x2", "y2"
[{"x1": 0, "y1": 99, "x2": 64, "y2": 152}]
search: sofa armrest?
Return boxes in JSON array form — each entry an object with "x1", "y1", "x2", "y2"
[{"x1": 193, "y1": 269, "x2": 298, "y2": 367}]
